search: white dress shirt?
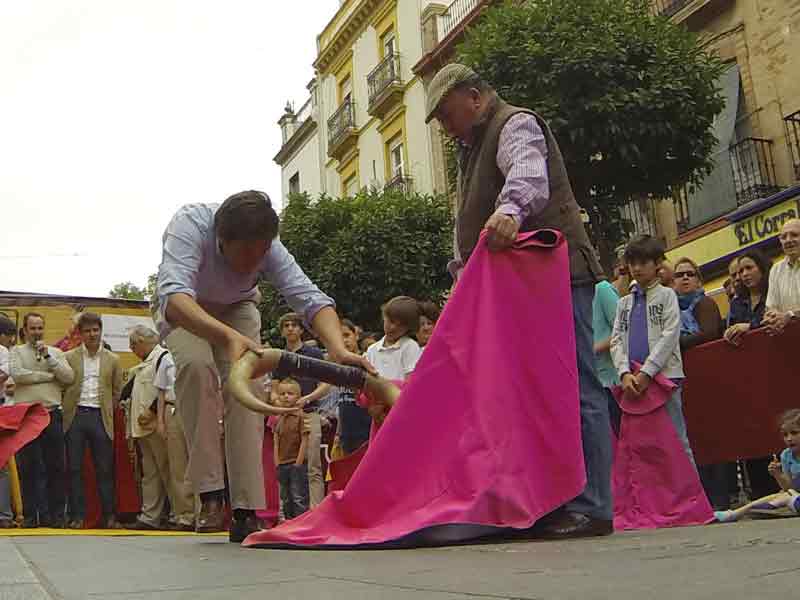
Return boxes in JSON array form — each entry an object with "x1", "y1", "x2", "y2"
[
  {"x1": 365, "y1": 336, "x2": 422, "y2": 382},
  {"x1": 78, "y1": 345, "x2": 102, "y2": 408},
  {"x1": 766, "y1": 257, "x2": 800, "y2": 313}
]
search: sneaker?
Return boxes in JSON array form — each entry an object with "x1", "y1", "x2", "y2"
[
  {"x1": 714, "y1": 510, "x2": 738, "y2": 523},
  {"x1": 196, "y1": 499, "x2": 225, "y2": 533},
  {"x1": 67, "y1": 519, "x2": 83, "y2": 530},
  {"x1": 229, "y1": 514, "x2": 260, "y2": 543}
]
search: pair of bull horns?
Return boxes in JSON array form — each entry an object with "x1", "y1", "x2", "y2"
[{"x1": 227, "y1": 349, "x2": 401, "y2": 416}]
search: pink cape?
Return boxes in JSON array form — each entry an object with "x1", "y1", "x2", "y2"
[
  {"x1": 612, "y1": 372, "x2": 713, "y2": 530},
  {"x1": 244, "y1": 230, "x2": 585, "y2": 548},
  {"x1": 0, "y1": 403, "x2": 50, "y2": 468}
]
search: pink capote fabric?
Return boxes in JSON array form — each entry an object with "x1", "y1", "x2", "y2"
[
  {"x1": 245, "y1": 230, "x2": 585, "y2": 548},
  {"x1": 0, "y1": 403, "x2": 50, "y2": 468},
  {"x1": 612, "y1": 370, "x2": 713, "y2": 530}
]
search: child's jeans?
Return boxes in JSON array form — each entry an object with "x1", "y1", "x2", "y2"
[
  {"x1": 277, "y1": 463, "x2": 309, "y2": 520},
  {"x1": 665, "y1": 386, "x2": 695, "y2": 466}
]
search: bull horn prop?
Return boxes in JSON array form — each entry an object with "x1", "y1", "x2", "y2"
[{"x1": 227, "y1": 349, "x2": 401, "y2": 417}]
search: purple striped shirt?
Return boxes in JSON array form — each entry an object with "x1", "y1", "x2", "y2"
[{"x1": 449, "y1": 113, "x2": 550, "y2": 279}]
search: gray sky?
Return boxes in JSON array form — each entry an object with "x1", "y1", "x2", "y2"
[{"x1": 0, "y1": 1, "x2": 336, "y2": 297}]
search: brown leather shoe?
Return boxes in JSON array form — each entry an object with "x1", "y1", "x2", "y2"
[
  {"x1": 0, "y1": 519, "x2": 13, "y2": 529},
  {"x1": 537, "y1": 512, "x2": 613, "y2": 540},
  {"x1": 195, "y1": 499, "x2": 225, "y2": 533},
  {"x1": 127, "y1": 519, "x2": 159, "y2": 531}
]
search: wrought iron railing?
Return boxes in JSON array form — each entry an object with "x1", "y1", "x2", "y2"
[
  {"x1": 620, "y1": 196, "x2": 659, "y2": 238},
  {"x1": 327, "y1": 97, "x2": 356, "y2": 149},
  {"x1": 368, "y1": 53, "x2": 402, "y2": 106},
  {"x1": 384, "y1": 174, "x2": 413, "y2": 194},
  {"x1": 440, "y1": 0, "x2": 482, "y2": 40},
  {"x1": 785, "y1": 110, "x2": 800, "y2": 180},
  {"x1": 729, "y1": 137, "x2": 781, "y2": 206},
  {"x1": 672, "y1": 186, "x2": 691, "y2": 235},
  {"x1": 652, "y1": 0, "x2": 692, "y2": 17}
]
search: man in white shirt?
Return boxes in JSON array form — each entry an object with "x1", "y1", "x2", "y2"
[
  {"x1": 0, "y1": 315, "x2": 16, "y2": 528},
  {"x1": 62, "y1": 313, "x2": 123, "y2": 529},
  {"x1": 765, "y1": 219, "x2": 800, "y2": 335}
]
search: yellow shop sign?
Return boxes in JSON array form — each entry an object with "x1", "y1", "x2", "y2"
[
  {"x1": 668, "y1": 196, "x2": 800, "y2": 268},
  {"x1": 733, "y1": 203, "x2": 798, "y2": 247}
]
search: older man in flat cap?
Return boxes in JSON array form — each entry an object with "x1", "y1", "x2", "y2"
[{"x1": 426, "y1": 64, "x2": 611, "y2": 539}]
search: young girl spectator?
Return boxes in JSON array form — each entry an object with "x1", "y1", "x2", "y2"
[
  {"x1": 416, "y1": 301, "x2": 441, "y2": 348},
  {"x1": 365, "y1": 296, "x2": 422, "y2": 382},
  {"x1": 724, "y1": 249, "x2": 771, "y2": 346},
  {"x1": 715, "y1": 409, "x2": 800, "y2": 522},
  {"x1": 334, "y1": 320, "x2": 372, "y2": 455}
]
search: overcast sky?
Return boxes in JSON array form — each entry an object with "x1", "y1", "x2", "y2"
[{"x1": 0, "y1": 1, "x2": 336, "y2": 297}]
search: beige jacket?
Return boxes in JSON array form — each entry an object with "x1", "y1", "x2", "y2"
[
  {"x1": 129, "y1": 344, "x2": 168, "y2": 439},
  {"x1": 63, "y1": 346, "x2": 124, "y2": 439},
  {"x1": 8, "y1": 343, "x2": 74, "y2": 409}
]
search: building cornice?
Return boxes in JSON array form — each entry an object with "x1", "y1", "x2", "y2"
[
  {"x1": 314, "y1": 0, "x2": 392, "y2": 74},
  {"x1": 273, "y1": 118, "x2": 318, "y2": 166}
]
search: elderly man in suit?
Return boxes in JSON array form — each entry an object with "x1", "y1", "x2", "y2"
[{"x1": 62, "y1": 312, "x2": 123, "y2": 529}]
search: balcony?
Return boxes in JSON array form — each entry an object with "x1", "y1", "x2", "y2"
[
  {"x1": 384, "y1": 174, "x2": 414, "y2": 195},
  {"x1": 327, "y1": 97, "x2": 358, "y2": 161},
  {"x1": 652, "y1": 0, "x2": 691, "y2": 17},
  {"x1": 730, "y1": 137, "x2": 781, "y2": 206},
  {"x1": 440, "y1": 0, "x2": 483, "y2": 41},
  {"x1": 367, "y1": 53, "x2": 404, "y2": 119},
  {"x1": 785, "y1": 111, "x2": 800, "y2": 180}
]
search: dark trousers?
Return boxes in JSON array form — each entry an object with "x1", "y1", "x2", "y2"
[
  {"x1": 565, "y1": 284, "x2": 613, "y2": 520},
  {"x1": 18, "y1": 409, "x2": 66, "y2": 524},
  {"x1": 276, "y1": 463, "x2": 309, "y2": 520},
  {"x1": 745, "y1": 456, "x2": 780, "y2": 499},
  {"x1": 66, "y1": 407, "x2": 114, "y2": 521}
]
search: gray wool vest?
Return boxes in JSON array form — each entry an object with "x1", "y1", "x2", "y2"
[{"x1": 455, "y1": 97, "x2": 604, "y2": 285}]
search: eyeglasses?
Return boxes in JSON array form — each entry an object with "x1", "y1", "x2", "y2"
[{"x1": 675, "y1": 270, "x2": 697, "y2": 279}]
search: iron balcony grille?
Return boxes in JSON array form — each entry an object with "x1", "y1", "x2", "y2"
[
  {"x1": 327, "y1": 97, "x2": 356, "y2": 149},
  {"x1": 368, "y1": 53, "x2": 402, "y2": 106},
  {"x1": 652, "y1": 0, "x2": 691, "y2": 17},
  {"x1": 441, "y1": 0, "x2": 482, "y2": 40},
  {"x1": 384, "y1": 174, "x2": 413, "y2": 194},
  {"x1": 785, "y1": 110, "x2": 800, "y2": 180},
  {"x1": 729, "y1": 137, "x2": 781, "y2": 206}
]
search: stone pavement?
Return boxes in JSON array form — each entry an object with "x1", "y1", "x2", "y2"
[{"x1": 1, "y1": 518, "x2": 798, "y2": 600}]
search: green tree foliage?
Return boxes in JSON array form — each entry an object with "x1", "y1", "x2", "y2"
[
  {"x1": 258, "y1": 189, "x2": 453, "y2": 345},
  {"x1": 456, "y1": 0, "x2": 725, "y2": 264},
  {"x1": 108, "y1": 282, "x2": 146, "y2": 300}
]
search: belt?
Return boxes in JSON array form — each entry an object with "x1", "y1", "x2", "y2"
[
  {"x1": 77, "y1": 406, "x2": 101, "y2": 411},
  {"x1": 47, "y1": 406, "x2": 62, "y2": 414}
]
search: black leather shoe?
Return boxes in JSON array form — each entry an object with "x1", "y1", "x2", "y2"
[
  {"x1": 229, "y1": 515, "x2": 261, "y2": 543},
  {"x1": 537, "y1": 512, "x2": 613, "y2": 540}
]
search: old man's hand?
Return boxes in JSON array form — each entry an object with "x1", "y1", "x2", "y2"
[{"x1": 485, "y1": 211, "x2": 520, "y2": 252}]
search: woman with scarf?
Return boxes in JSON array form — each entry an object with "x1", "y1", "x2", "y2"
[{"x1": 674, "y1": 258, "x2": 728, "y2": 509}]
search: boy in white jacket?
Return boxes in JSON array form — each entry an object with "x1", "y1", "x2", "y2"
[{"x1": 610, "y1": 235, "x2": 693, "y2": 460}]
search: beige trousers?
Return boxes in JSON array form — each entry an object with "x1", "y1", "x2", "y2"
[
  {"x1": 164, "y1": 407, "x2": 196, "y2": 525},
  {"x1": 306, "y1": 411, "x2": 323, "y2": 508},
  {"x1": 165, "y1": 300, "x2": 266, "y2": 510},
  {"x1": 138, "y1": 432, "x2": 169, "y2": 526}
]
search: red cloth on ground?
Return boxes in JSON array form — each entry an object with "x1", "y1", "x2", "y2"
[
  {"x1": 326, "y1": 444, "x2": 367, "y2": 494},
  {"x1": 255, "y1": 425, "x2": 280, "y2": 526},
  {"x1": 0, "y1": 403, "x2": 50, "y2": 468},
  {"x1": 83, "y1": 407, "x2": 140, "y2": 526},
  {"x1": 244, "y1": 230, "x2": 585, "y2": 548},
  {"x1": 682, "y1": 325, "x2": 800, "y2": 465},
  {"x1": 612, "y1": 370, "x2": 713, "y2": 530}
]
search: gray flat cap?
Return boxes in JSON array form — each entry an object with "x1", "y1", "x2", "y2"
[{"x1": 425, "y1": 63, "x2": 479, "y2": 123}]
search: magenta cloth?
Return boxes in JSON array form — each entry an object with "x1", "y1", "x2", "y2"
[
  {"x1": 255, "y1": 424, "x2": 280, "y2": 526},
  {"x1": 0, "y1": 403, "x2": 50, "y2": 468},
  {"x1": 612, "y1": 371, "x2": 713, "y2": 530},
  {"x1": 244, "y1": 229, "x2": 585, "y2": 548}
]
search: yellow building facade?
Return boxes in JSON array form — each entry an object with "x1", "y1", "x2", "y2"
[{"x1": 275, "y1": 0, "x2": 449, "y2": 201}]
